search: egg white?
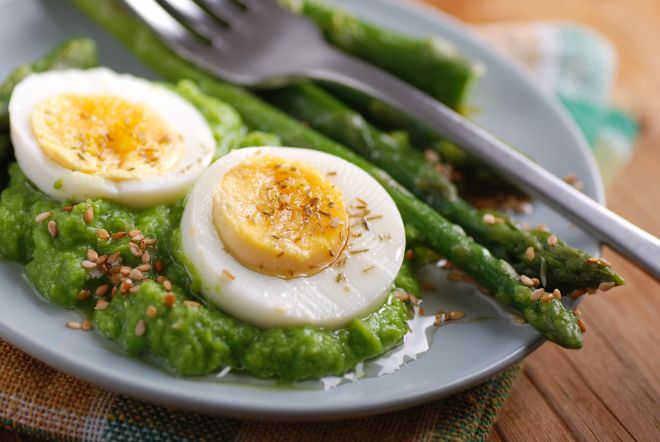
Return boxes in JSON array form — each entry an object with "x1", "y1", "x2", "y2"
[
  {"x1": 181, "y1": 147, "x2": 407, "y2": 329},
  {"x1": 9, "y1": 68, "x2": 214, "y2": 208}
]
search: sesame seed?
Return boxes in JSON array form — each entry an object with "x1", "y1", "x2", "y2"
[
  {"x1": 128, "y1": 229, "x2": 141, "y2": 239},
  {"x1": 34, "y1": 211, "x2": 52, "y2": 223},
  {"x1": 571, "y1": 289, "x2": 587, "y2": 299},
  {"x1": 395, "y1": 292, "x2": 410, "y2": 302},
  {"x1": 553, "y1": 289, "x2": 562, "y2": 299},
  {"x1": 547, "y1": 235, "x2": 558, "y2": 247},
  {"x1": 154, "y1": 260, "x2": 164, "y2": 273},
  {"x1": 520, "y1": 275, "x2": 535, "y2": 287},
  {"x1": 163, "y1": 292, "x2": 176, "y2": 308},
  {"x1": 598, "y1": 258, "x2": 612, "y2": 268},
  {"x1": 81, "y1": 319, "x2": 92, "y2": 331},
  {"x1": 409, "y1": 294, "x2": 419, "y2": 305},
  {"x1": 418, "y1": 307, "x2": 426, "y2": 316},
  {"x1": 129, "y1": 269, "x2": 144, "y2": 281},
  {"x1": 132, "y1": 233, "x2": 145, "y2": 242},
  {"x1": 120, "y1": 266, "x2": 131, "y2": 276},
  {"x1": 47, "y1": 220, "x2": 58, "y2": 238},
  {"x1": 95, "y1": 300, "x2": 109, "y2": 311},
  {"x1": 96, "y1": 228, "x2": 110, "y2": 241},
  {"x1": 62, "y1": 206, "x2": 73, "y2": 213},
  {"x1": 81, "y1": 260, "x2": 97, "y2": 270},
  {"x1": 222, "y1": 270, "x2": 235, "y2": 281},
  {"x1": 599, "y1": 281, "x2": 616, "y2": 292},
  {"x1": 129, "y1": 242, "x2": 142, "y2": 257},
  {"x1": 111, "y1": 232, "x2": 126, "y2": 240},
  {"x1": 530, "y1": 288, "x2": 545, "y2": 301},
  {"x1": 586, "y1": 257, "x2": 598, "y2": 264},
  {"x1": 577, "y1": 318, "x2": 587, "y2": 333},
  {"x1": 532, "y1": 278, "x2": 541, "y2": 288},
  {"x1": 137, "y1": 264, "x2": 151, "y2": 272},
  {"x1": 83, "y1": 206, "x2": 94, "y2": 225},
  {"x1": 183, "y1": 300, "x2": 201, "y2": 308},
  {"x1": 483, "y1": 213, "x2": 496, "y2": 225},
  {"x1": 120, "y1": 280, "x2": 133, "y2": 294},
  {"x1": 162, "y1": 280, "x2": 173, "y2": 291},
  {"x1": 95, "y1": 284, "x2": 110, "y2": 297},
  {"x1": 424, "y1": 149, "x2": 440, "y2": 163},
  {"x1": 573, "y1": 308, "x2": 582, "y2": 317},
  {"x1": 421, "y1": 281, "x2": 436, "y2": 291},
  {"x1": 66, "y1": 321, "x2": 82, "y2": 330},
  {"x1": 77, "y1": 290, "x2": 91, "y2": 301},
  {"x1": 135, "y1": 319, "x2": 146, "y2": 336},
  {"x1": 129, "y1": 286, "x2": 140, "y2": 294},
  {"x1": 540, "y1": 293, "x2": 554, "y2": 303},
  {"x1": 448, "y1": 272, "x2": 463, "y2": 282},
  {"x1": 108, "y1": 251, "x2": 121, "y2": 265},
  {"x1": 141, "y1": 252, "x2": 151, "y2": 264},
  {"x1": 448, "y1": 311, "x2": 465, "y2": 320},
  {"x1": 405, "y1": 249, "x2": 414, "y2": 260},
  {"x1": 143, "y1": 238, "x2": 157, "y2": 246},
  {"x1": 525, "y1": 247, "x2": 535, "y2": 261},
  {"x1": 146, "y1": 305, "x2": 157, "y2": 318},
  {"x1": 86, "y1": 249, "x2": 99, "y2": 262},
  {"x1": 588, "y1": 287, "x2": 598, "y2": 295}
]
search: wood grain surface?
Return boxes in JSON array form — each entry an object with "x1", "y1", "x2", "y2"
[
  {"x1": 2, "y1": 0, "x2": 659, "y2": 441},
  {"x1": 421, "y1": 0, "x2": 660, "y2": 440}
]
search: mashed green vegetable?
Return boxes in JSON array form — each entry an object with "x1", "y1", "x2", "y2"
[
  {"x1": 0, "y1": 164, "x2": 411, "y2": 380},
  {"x1": 0, "y1": 75, "x2": 413, "y2": 381}
]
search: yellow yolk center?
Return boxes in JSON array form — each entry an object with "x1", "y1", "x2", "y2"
[
  {"x1": 31, "y1": 93, "x2": 184, "y2": 180},
  {"x1": 213, "y1": 154, "x2": 349, "y2": 278}
]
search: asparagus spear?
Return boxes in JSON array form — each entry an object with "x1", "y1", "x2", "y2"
[
  {"x1": 73, "y1": 0, "x2": 584, "y2": 348},
  {"x1": 262, "y1": 83, "x2": 624, "y2": 293},
  {"x1": 281, "y1": 0, "x2": 481, "y2": 110},
  {"x1": 277, "y1": 0, "x2": 514, "y2": 190}
]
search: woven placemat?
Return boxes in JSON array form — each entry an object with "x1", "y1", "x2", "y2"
[{"x1": 0, "y1": 340, "x2": 520, "y2": 441}]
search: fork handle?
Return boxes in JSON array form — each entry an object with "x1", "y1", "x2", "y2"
[{"x1": 304, "y1": 49, "x2": 660, "y2": 281}]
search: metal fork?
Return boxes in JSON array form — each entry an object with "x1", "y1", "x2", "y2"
[{"x1": 122, "y1": 0, "x2": 660, "y2": 280}]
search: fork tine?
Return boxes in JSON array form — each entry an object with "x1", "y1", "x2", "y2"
[
  {"x1": 160, "y1": 0, "x2": 226, "y2": 43},
  {"x1": 196, "y1": 0, "x2": 244, "y2": 24},
  {"x1": 122, "y1": 0, "x2": 216, "y2": 62},
  {"x1": 239, "y1": 0, "x2": 285, "y2": 13}
]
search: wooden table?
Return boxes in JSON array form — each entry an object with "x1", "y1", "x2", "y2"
[
  {"x1": 2, "y1": 1, "x2": 659, "y2": 441},
  {"x1": 423, "y1": 0, "x2": 660, "y2": 440}
]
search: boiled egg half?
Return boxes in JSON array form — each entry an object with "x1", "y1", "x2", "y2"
[
  {"x1": 9, "y1": 68, "x2": 214, "y2": 207},
  {"x1": 181, "y1": 147, "x2": 406, "y2": 328}
]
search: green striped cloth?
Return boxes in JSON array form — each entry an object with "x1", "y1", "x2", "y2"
[{"x1": 0, "y1": 22, "x2": 637, "y2": 442}]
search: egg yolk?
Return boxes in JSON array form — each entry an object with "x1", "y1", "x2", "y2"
[
  {"x1": 213, "y1": 154, "x2": 349, "y2": 278},
  {"x1": 31, "y1": 93, "x2": 184, "y2": 180}
]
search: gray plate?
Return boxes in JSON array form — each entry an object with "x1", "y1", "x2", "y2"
[{"x1": 0, "y1": 0, "x2": 601, "y2": 420}]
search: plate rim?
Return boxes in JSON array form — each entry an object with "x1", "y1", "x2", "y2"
[{"x1": 0, "y1": 0, "x2": 600, "y2": 421}]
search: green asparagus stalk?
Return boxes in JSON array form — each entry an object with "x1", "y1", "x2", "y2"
[
  {"x1": 278, "y1": 0, "x2": 513, "y2": 190},
  {"x1": 281, "y1": 0, "x2": 482, "y2": 110},
  {"x1": 73, "y1": 0, "x2": 584, "y2": 348},
  {"x1": 261, "y1": 83, "x2": 624, "y2": 293}
]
